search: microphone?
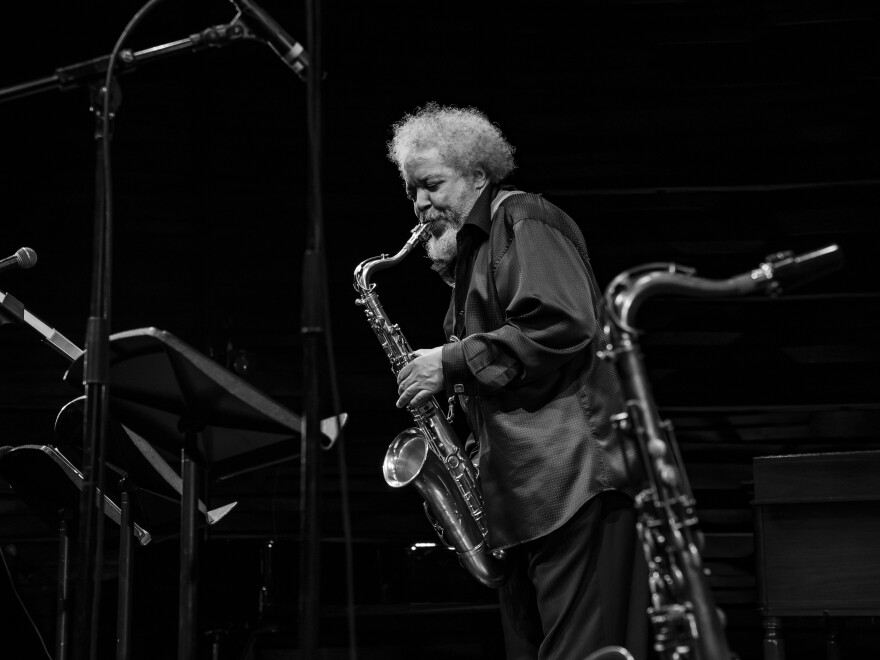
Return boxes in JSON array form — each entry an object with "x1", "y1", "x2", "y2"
[
  {"x1": 0, "y1": 247, "x2": 38, "y2": 275},
  {"x1": 229, "y1": 0, "x2": 309, "y2": 79}
]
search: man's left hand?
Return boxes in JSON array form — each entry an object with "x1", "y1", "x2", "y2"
[{"x1": 396, "y1": 346, "x2": 444, "y2": 408}]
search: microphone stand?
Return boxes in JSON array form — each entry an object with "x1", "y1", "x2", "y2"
[
  {"x1": 0, "y1": 23, "x2": 250, "y2": 105},
  {"x1": 1, "y1": 11, "x2": 332, "y2": 658},
  {"x1": 300, "y1": 1, "x2": 323, "y2": 658},
  {"x1": 72, "y1": 74, "x2": 118, "y2": 660},
  {"x1": 0, "y1": 22, "x2": 254, "y2": 660}
]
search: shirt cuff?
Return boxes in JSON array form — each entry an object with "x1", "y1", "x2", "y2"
[{"x1": 442, "y1": 339, "x2": 474, "y2": 396}]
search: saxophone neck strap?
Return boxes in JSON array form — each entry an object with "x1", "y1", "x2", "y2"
[{"x1": 490, "y1": 189, "x2": 525, "y2": 218}]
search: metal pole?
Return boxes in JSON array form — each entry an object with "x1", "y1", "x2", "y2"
[
  {"x1": 178, "y1": 432, "x2": 200, "y2": 660},
  {"x1": 299, "y1": 0, "x2": 323, "y2": 657},
  {"x1": 73, "y1": 78, "x2": 116, "y2": 660},
  {"x1": 116, "y1": 481, "x2": 133, "y2": 660},
  {"x1": 56, "y1": 517, "x2": 71, "y2": 660}
]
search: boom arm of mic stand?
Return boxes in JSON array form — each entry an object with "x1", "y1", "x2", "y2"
[{"x1": 0, "y1": 22, "x2": 252, "y2": 105}]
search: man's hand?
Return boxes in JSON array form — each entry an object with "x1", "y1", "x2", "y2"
[{"x1": 396, "y1": 346, "x2": 444, "y2": 408}]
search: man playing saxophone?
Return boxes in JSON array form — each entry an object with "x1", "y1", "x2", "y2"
[{"x1": 389, "y1": 102, "x2": 647, "y2": 660}]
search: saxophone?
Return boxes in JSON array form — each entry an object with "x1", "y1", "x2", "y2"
[
  {"x1": 599, "y1": 245, "x2": 842, "y2": 659},
  {"x1": 353, "y1": 222, "x2": 508, "y2": 588}
]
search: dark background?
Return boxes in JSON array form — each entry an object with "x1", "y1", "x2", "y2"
[{"x1": 1, "y1": 1, "x2": 878, "y2": 658}]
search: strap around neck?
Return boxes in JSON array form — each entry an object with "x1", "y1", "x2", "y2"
[{"x1": 490, "y1": 190, "x2": 525, "y2": 217}]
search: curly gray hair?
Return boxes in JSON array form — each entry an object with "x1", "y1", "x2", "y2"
[{"x1": 387, "y1": 102, "x2": 516, "y2": 182}]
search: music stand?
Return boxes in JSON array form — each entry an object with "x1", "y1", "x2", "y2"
[
  {"x1": 0, "y1": 444, "x2": 150, "y2": 660},
  {"x1": 55, "y1": 396, "x2": 238, "y2": 536},
  {"x1": 63, "y1": 326, "x2": 303, "y2": 660}
]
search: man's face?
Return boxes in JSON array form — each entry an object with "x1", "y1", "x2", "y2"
[{"x1": 402, "y1": 146, "x2": 483, "y2": 272}]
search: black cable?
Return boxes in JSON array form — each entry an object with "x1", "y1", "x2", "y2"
[
  {"x1": 99, "y1": 0, "x2": 167, "y2": 233},
  {"x1": 74, "y1": 2, "x2": 167, "y2": 658}
]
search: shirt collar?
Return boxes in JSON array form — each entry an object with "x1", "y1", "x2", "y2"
[{"x1": 460, "y1": 183, "x2": 501, "y2": 240}]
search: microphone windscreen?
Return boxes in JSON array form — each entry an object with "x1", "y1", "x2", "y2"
[{"x1": 16, "y1": 247, "x2": 37, "y2": 269}]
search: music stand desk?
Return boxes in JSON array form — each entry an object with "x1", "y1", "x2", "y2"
[
  {"x1": 63, "y1": 327, "x2": 303, "y2": 660},
  {"x1": 63, "y1": 327, "x2": 303, "y2": 476}
]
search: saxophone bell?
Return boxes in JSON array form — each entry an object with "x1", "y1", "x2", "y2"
[{"x1": 383, "y1": 427, "x2": 508, "y2": 589}]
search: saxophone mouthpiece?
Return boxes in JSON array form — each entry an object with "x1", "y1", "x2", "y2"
[
  {"x1": 766, "y1": 243, "x2": 843, "y2": 291},
  {"x1": 408, "y1": 222, "x2": 431, "y2": 247}
]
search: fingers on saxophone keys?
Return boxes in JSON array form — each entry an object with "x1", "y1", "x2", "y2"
[
  {"x1": 397, "y1": 387, "x2": 424, "y2": 409},
  {"x1": 396, "y1": 384, "x2": 411, "y2": 408}
]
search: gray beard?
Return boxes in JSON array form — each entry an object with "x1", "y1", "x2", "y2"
[
  {"x1": 419, "y1": 206, "x2": 463, "y2": 278},
  {"x1": 425, "y1": 229, "x2": 457, "y2": 286},
  {"x1": 425, "y1": 223, "x2": 459, "y2": 269}
]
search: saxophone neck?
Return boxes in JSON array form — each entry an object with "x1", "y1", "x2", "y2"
[
  {"x1": 604, "y1": 244, "x2": 842, "y2": 333},
  {"x1": 354, "y1": 223, "x2": 430, "y2": 292}
]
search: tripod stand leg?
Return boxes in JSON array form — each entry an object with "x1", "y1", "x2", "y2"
[{"x1": 178, "y1": 433, "x2": 199, "y2": 660}]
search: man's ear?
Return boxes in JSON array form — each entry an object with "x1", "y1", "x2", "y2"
[{"x1": 473, "y1": 166, "x2": 489, "y2": 191}]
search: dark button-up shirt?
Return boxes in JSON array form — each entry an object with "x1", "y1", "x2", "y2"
[{"x1": 441, "y1": 184, "x2": 637, "y2": 549}]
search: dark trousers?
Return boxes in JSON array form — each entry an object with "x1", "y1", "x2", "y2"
[{"x1": 499, "y1": 491, "x2": 648, "y2": 660}]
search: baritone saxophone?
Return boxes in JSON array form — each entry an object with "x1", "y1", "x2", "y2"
[{"x1": 353, "y1": 222, "x2": 508, "y2": 588}]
